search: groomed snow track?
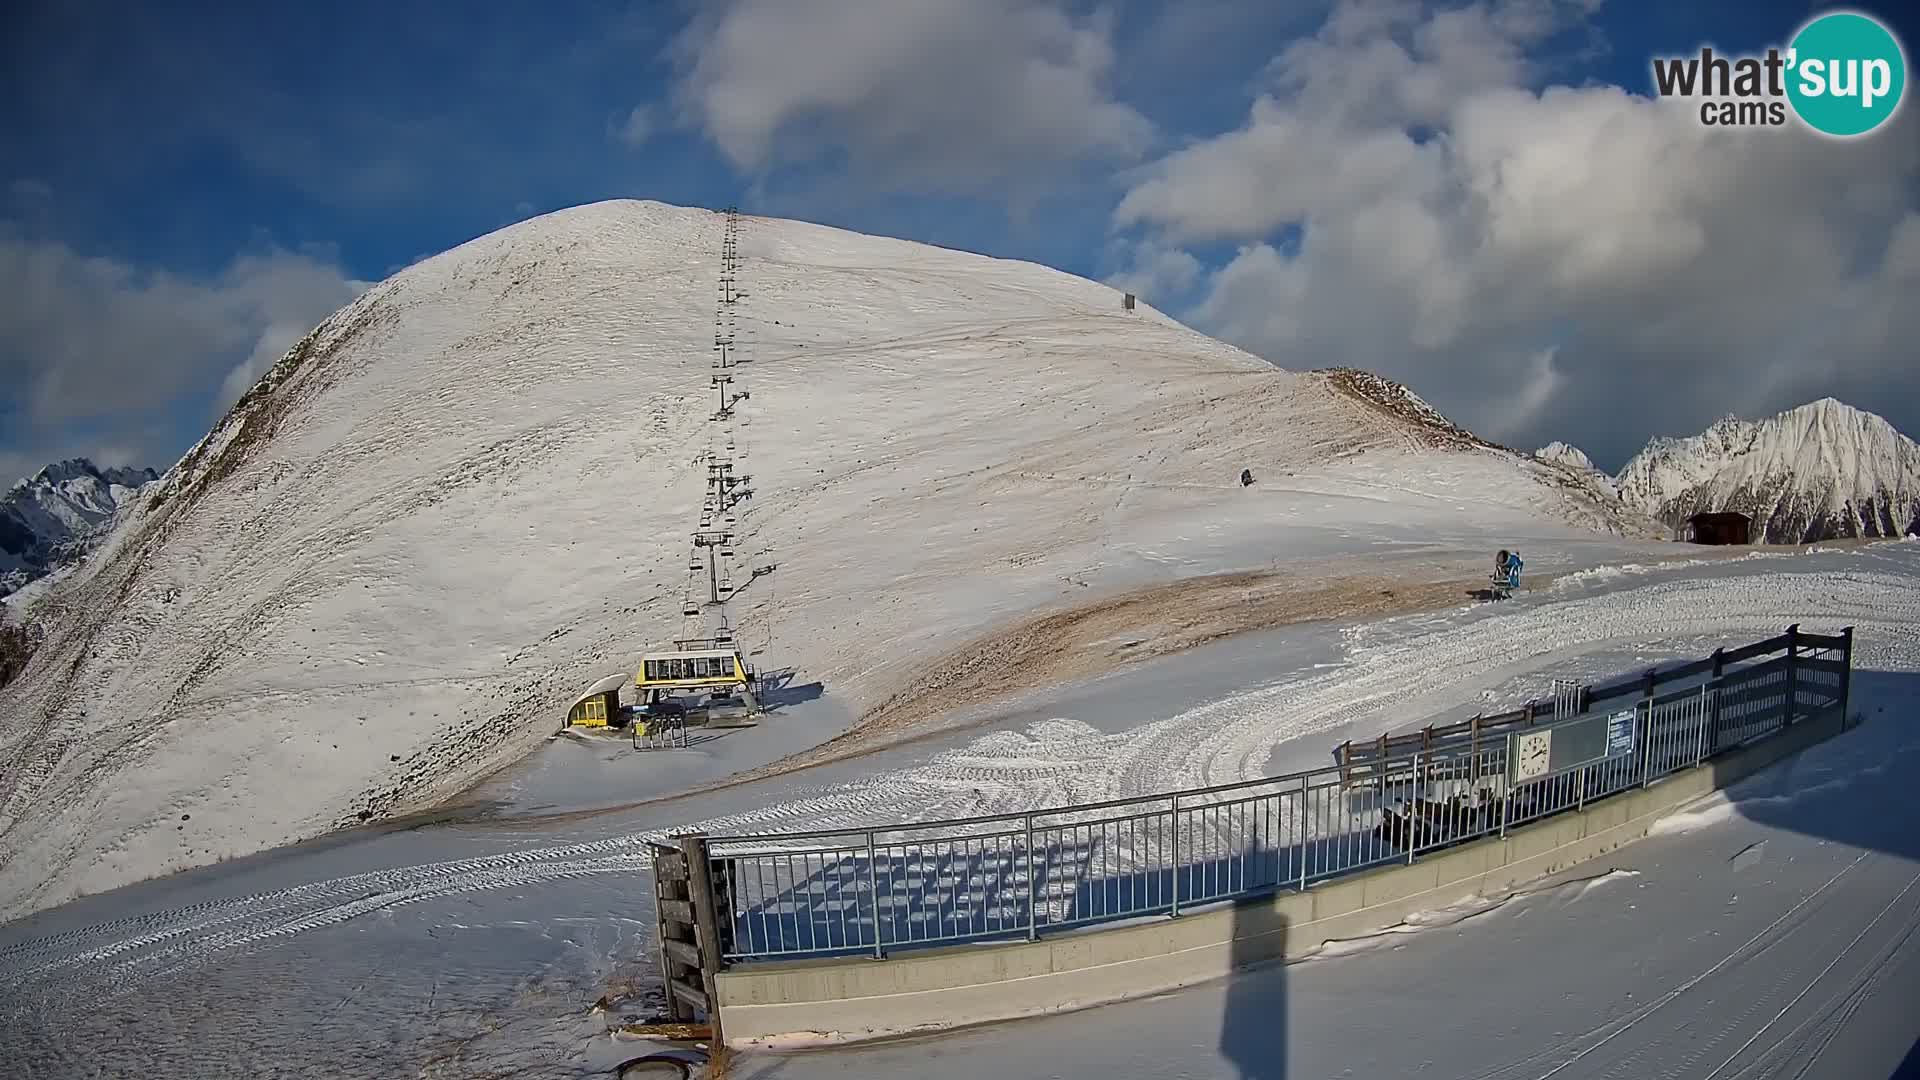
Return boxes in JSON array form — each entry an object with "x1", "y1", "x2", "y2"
[{"x1": 4, "y1": 556, "x2": 1913, "y2": 1017}]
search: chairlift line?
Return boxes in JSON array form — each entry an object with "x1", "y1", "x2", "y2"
[{"x1": 598, "y1": 208, "x2": 773, "y2": 732}]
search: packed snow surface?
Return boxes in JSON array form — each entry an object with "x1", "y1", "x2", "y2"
[
  {"x1": 1615, "y1": 397, "x2": 1920, "y2": 542},
  {"x1": 0, "y1": 542, "x2": 1914, "y2": 1079},
  {"x1": 0, "y1": 200, "x2": 1637, "y2": 918}
]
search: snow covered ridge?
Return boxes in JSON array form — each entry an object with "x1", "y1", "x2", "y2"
[
  {"x1": 1, "y1": 458, "x2": 159, "y2": 598},
  {"x1": 0, "y1": 199, "x2": 1652, "y2": 917},
  {"x1": 1316, "y1": 368, "x2": 1500, "y2": 452},
  {"x1": 1534, "y1": 440, "x2": 1598, "y2": 475},
  {"x1": 1614, "y1": 398, "x2": 1920, "y2": 543}
]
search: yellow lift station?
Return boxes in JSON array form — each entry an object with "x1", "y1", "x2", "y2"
[
  {"x1": 635, "y1": 637, "x2": 760, "y2": 715},
  {"x1": 566, "y1": 672, "x2": 629, "y2": 729}
]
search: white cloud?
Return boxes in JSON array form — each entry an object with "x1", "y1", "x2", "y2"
[
  {"x1": 672, "y1": 0, "x2": 1153, "y2": 191},
  {"x1": 215, "y1": 320, "x2": 318, "y2": 409},
  {"x1": 1115, "y1": 0, "x2": 1920, "y2": 467},
  {"x1": 1104, "y1": 238, "x2": 1203, "y2": 303},
  {"x1": 0, "y1": 233, "x2": 367, "y2": 467},
  {"x1": 612, "y1": 104, "x2": 658, "y2": 147}
]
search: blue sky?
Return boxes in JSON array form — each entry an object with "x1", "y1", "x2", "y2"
[{"x1": 5, "y1": 0, "x2": 1918, "y2": 483}]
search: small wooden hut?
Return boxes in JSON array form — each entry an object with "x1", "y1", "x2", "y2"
[{"x1": 1687, "y1": 512, "x2": 1751, "y2": 545}]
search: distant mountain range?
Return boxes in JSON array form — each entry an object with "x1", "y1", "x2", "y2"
[
  {"x1": 1, "y1": 458, "x2": 159, "y2": 597},
  {"x1": 1537, "y1": 399, "x2": 1920, "y2": 544}
]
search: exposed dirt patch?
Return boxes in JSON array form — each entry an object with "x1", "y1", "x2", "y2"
[
  {"x1": 861, "y1": 569, "x2": 1467, "y2": 734},
  {"x1": 0, "y1": 620, "x2": 40, "y2": 689}
]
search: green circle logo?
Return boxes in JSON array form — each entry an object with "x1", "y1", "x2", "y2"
[{"x1": 1786, "y1": 11, "x2": 1907, "y2": 136}]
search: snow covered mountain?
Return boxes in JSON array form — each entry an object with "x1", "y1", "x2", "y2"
[
  {"x1": 0, "y1": 199, "x2": 1646, "y2": 917},
  {"x1": 1, "y1": 458, "x2": 159, "y2": 597},
  {"x1": 1615, "y1": 399, "x2": 1920, "y2": 543},
  {"x1": 1535, "y1": 441, "x2": 1599, "y2": 475}
]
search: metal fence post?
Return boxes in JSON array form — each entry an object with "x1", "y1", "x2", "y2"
[
  {"x1": 1706, "y1": 677, "x2": 1722, "y2": 757},
  {"x1": 1705, "y1": 646, "x2": 1726, "y2": 753},
  {"x1": 1639, "y1": 699, "x2": 1654, "y2": 789},
  {"x1": 865, "y1": 831, "x2": 883, "y2": 960},
  {"x1": 1839, "y1": 625, "x2": 1855, "y2": 727},
  {"x1": 1297, "y1": 775, "x2": 1310, "y2": 891},
  {"x1": 1498, "y1": 781, "x2": 1509, "y2": 839},
  {"x1": 1638, "y1": 670, "x2": 1659, "y2": 787},
  {"x1": 1693, "y1": 685, "x2": 1712, "y2": 767},
  {"x1": 1784, "y1": 623, "x2": 1800, "y2": 727},
  {"x1": 1576, "y1": 763, "x2": 1588, "y2": 811},
  {"x1": 1408, "y1": 752, "x2": 1421, "y2": 865},
  {"x1": 1025, "y1": 813, "x2": 1038, "y2": 941},
  {"x1": 1170, "y1": 793, "x2": 1182, "y2": 917}
]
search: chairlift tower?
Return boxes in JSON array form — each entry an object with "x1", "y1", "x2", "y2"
[{"x1": 692, "y1": 529, "x2": 736, "y2": 605}]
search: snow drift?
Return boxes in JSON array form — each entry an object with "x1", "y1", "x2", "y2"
[
  {"x1": 1615, "y1": 399, "x2": 1920, "y2": 543},
  {"x1": 0, "y1": 200, "x2": 1644, "y2": 918}
]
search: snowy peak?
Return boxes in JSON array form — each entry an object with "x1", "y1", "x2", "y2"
[
  {"x1": 1614, "y1": 399, "x2": 1920, "y2": 543},
  {"x1": 1535, "y1": 441, "x2": 1600, "y2": 474},
  {"x1": 2, "y1": 457, "x2": 159, "y2": 594},
  {"x1": 25, "y1": 458, "x2": 157, "y2": 492}
]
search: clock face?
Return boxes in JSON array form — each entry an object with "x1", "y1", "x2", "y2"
[{"x1": 1514, "y1": 730, "x2": 1552, "y2": 781}]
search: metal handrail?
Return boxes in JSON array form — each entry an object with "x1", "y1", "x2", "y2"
[
  {"x1": 704, "y1": 626, "x2": 1846, "y2": 848},
  {"x1": 694, "y1": 625, "x2": 1854, "y2": 963}
]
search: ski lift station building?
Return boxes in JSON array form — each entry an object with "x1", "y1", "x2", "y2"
[
  {"x1": 565, "y1": 672, "x2": 628, "y2": 728},
  {"x1": 635, "y1": 639, "x2": 760, "y2": 712}
]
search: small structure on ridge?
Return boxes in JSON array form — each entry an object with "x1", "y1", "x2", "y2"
[{"x1": 1686, "y1": 512, "x2": 1751, "y2": 545}]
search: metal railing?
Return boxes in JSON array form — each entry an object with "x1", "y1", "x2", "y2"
[
  {"x1": 685, "y1": 625, "x2": 1853, "y2": 965},
  {"x1": 633, "y1": 714, "x2": 691, "y2": 751}
]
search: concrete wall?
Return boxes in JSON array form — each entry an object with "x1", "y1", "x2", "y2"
[{"x1": 715, "y1": 710, "x2": 1847, "y2": 1047}]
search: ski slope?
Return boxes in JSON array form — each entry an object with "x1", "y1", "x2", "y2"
[
  {"x1": 1, "y1": 542, "x2": 1913, "y2": 1080},
  {"x1": 0, "y1": 200, "x2": 1640, "y2": 919}
]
